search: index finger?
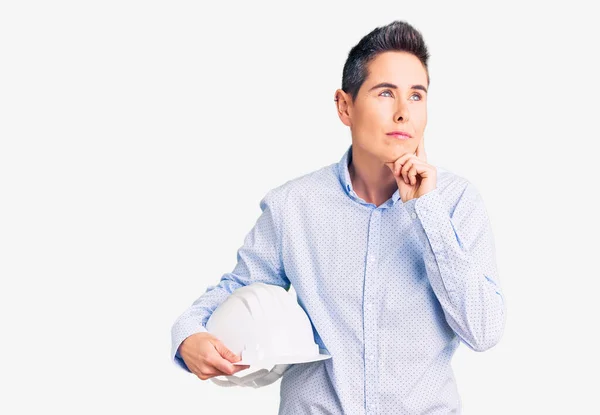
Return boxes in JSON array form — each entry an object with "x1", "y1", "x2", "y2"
[{"x1": 415, "y1": 135, "x2": 427, "y2": 162}]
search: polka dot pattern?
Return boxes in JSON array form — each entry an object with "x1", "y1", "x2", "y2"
[{"x1": 171, "y1": 144, "x2": 506, "y2": 414}]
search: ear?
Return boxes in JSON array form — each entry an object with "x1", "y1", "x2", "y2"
[{"x1": 334, "y1": 89, "x2": 352, "y2": 127}]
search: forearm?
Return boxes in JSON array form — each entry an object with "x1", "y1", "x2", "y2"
[{"x1": 403, "y1": 184, "x2": 506, "y2": 352}]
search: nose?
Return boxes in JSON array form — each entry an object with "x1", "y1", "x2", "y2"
[{"x1": 393, "y1": 100, "x2": 410, "y2": 123}]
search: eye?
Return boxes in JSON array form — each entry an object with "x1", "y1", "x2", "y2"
[{"x1": 379, "y1": 90, "x2": 423, "y2": 101}]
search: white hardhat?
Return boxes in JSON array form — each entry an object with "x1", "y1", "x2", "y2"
[{"x1": 205, "y1": 282, "x2": 331, "y2": 387}]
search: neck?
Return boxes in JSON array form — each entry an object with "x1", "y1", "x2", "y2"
[{"x1": 348, "y1": 146, "x2": 398, "y2": 206}]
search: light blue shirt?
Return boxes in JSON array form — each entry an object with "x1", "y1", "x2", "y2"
[{"x1": 171, "y1": 144, "x2": 506, "y2": 414}]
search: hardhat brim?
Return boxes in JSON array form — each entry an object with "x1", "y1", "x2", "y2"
[{"x1": 234, "y1": 352, "x2": 332, "y2": 366}]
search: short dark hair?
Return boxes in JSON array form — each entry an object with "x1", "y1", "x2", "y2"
[{"x1": 341, "y1": 20, "x2": 430, "y2": 103}]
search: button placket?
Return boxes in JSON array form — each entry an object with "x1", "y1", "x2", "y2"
[{"x1": 364, "y1": 208, "x2": 380, "y2": 415}]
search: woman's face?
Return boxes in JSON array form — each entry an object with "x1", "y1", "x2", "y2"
[{"x1": 336, "y1": 51, "x2": 429, "y2": 164}]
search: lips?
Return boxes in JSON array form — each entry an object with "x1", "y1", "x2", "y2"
[{"x1": 386, "y1": 131, "x2": 412, "y2": 138}]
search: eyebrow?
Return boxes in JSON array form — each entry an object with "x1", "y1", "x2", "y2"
[{"x1": 368, "y1": 82, "x2": 428, "y2": 93}]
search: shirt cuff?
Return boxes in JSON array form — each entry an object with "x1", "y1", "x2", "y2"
[
  {"x1": 171, "y1": 318, "x2": 209, "y2": 372},
  {"x1": 402, "y1": 188, "x2": 443, "y2": 253}
]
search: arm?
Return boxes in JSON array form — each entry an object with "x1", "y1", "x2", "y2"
[
  {"x1": 171, "y1": 188, "x2": 290, "y2": 372},
  {"x1": 402, "y1": 180, "x2": 506, "y2": 352}
]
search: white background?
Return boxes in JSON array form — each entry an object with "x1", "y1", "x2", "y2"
[{"x1": 1, "y1": 1, "x2": 598, "y2": 414}]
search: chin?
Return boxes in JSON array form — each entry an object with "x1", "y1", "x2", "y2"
[{"x1": 382, "y1": 145, "x2": 416, "y2": 162}]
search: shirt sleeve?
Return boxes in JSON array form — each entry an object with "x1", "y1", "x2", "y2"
[
  {"x1": 402, "y1": 180, "x2": 506, "y2": 352},
  {"x1": 170, "y1": 188, "x2": 291, "y2": 372}
]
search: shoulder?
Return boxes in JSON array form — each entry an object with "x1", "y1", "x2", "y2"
[
  {"x1": 261, "y1": 162, "x2": 338, "y2": 209},
  {"x1": 436, "y1": 166, "x2": 469, "y2": 195},
  {"x1": 433, "y1": 166, "x2": 485, "y2": 214}
]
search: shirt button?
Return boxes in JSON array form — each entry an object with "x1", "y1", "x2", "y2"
[
  {"x1": 367, "y1": 354, "x2": 375, "y2": 361},
  {"x1": 365, "y1": 303, "x2": 372, "y2": 310},
  {"x1": 411, "y1": 212, "x2": 417, "y2": 219},
  {"x1": 368, "y1": 255, "x2": 376, "y2": 263}
]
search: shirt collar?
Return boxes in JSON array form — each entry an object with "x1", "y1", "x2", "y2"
[{"x1": 337, "y1": 144, "x2": 401, "y2": 208}]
